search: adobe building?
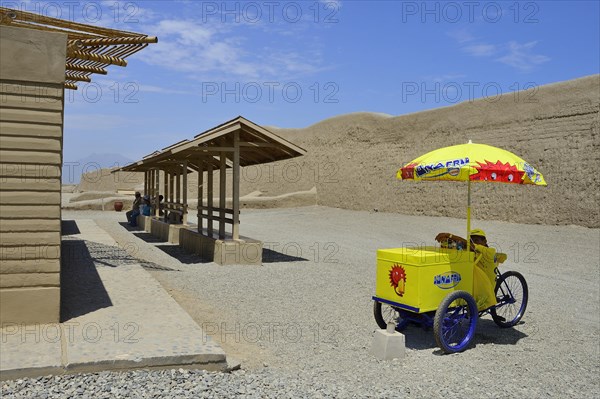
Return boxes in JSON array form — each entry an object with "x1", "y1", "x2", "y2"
[{"x1": 0, "y1": 8, "x2": 156, "y2": 325}]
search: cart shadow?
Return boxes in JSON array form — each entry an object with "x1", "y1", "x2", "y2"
[
  {"x1": 474, "y1": 318, "x2": 529, "y2": 346},
  {"x1": 403, "y1": 317, "x2": 529, "y2": 354}
]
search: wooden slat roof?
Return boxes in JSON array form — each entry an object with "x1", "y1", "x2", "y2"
[
  {"x1": 0, "y1": 7, "x2": 157, "y2": 90},
  {"x1": 115, "y1": 116, "x2": 306, "y2": 172}
]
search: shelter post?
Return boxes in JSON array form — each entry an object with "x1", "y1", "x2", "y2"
[
  {"x1": 169, "y1": 170, "x2": 174, "y2": 206},
  {"x1": 182, "y1": 160, "x2": 188, "y2": 225},
  {"x1": 232, "y1": 131, "x2": 240, "y2": 240},
  {"x1": 197, "y1": 157, "x2": 204, "y2": 232},
  {"x1": 143, "y1": 171, "x2": 147, "y2": 196},
  {"x1": 219, "y1": 151, "x2": 226, "y2": 239},
  {"x1": 176, "y1": 169, "x2": 181, "y2": 208},
  {"x1": 154, "y1": 168, "x2": 160, "y2": 217},
  {"x1": 163, "y1": 170, "x2": 169, "y2": 221},
  {"x1": 207, "y1": 160, "x2": 214, "y2": 237}
]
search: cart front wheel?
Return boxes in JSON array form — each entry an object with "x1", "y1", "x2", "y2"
[
  {"x1": 491, "y1": 271, "x2": 528, "y2": 328},
  {"x1": 434, "y1": 290, "x2": 478, "y2": 354},
  {"x1": 373, "y1": 301, "x2": 409, "y2": 331}
]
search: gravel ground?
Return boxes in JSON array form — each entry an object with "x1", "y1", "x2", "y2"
[{"x1": 3, "y1": 206, "x2": 599, "y2": 398}]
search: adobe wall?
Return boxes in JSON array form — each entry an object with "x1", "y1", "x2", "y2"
[{"x1": 0, "y1": 26, "x2": 67, "y2": 324}]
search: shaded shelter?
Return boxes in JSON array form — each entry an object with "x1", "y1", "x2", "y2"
[{"x1": 115, "y1": 116, "x2": 307, "y2": 263}]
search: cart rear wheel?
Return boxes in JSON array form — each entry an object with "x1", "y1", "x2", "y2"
[
  {"x1": 491, "y1": 271, "x2": 528, "y2": 328},
  {"x1": 434, "y1": 291, "x2": 478, "y2": 354},
  {"x1": 373, "y1": 301, "x2": 409, "y2": 331}
]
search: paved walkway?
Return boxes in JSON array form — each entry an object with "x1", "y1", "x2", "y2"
[{"x1": 1, "y1": 219, "x2": 227, "y2": 380}]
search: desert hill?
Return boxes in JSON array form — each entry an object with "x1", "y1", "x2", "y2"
[{"x1": 75, "y1": 75, "x2": 599, "y2": 227}]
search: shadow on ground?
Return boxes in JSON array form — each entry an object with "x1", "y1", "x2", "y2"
[
  {"x1": 61, "y1": 220, "x2": 81, "y2": 235},
  {"x1": 155, "y1": 245, "x2": 212, "y2": 264},
  {"x1": 400, "y1": 317, "x2": 529, "y2": 353},
  {"x1": 262, "y1": 248, "x2": 309, "y2": 263},
  {"x1": 61, "y1": 240, "x2": 112, "y2": 321},
  {"x1": 61, "y1": 221, "x2": 177, "y2": 321}
]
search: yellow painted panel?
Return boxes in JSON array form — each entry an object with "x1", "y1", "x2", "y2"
[{"x1": 375, "y1": 246, "x2": 474, "y2": 313}]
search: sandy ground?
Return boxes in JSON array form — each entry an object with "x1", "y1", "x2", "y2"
[{"x1": 60, "y1": 206, "x2": 600, "y2": 397}]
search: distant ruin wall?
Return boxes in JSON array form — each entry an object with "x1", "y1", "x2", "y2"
[{"x1": 77, "y1": 75, "x2": 599, "y2": 228}]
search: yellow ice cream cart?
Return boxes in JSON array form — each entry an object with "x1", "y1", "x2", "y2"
[{"x1": 372, "y1": 142, "x2": 545, "y2": 353}]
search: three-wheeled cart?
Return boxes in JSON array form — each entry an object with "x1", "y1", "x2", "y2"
[{"x1": 372, "y1": 246, "x2": 528, "y2": 353}]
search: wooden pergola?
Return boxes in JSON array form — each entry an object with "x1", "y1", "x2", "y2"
[
  {"x1": 0, "y1": 7, "x2": 157, "y2": 90},
  {"x1": 115, "y1": 116, "x2": 306, "y2": 240}
]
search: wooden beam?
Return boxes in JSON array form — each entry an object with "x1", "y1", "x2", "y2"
[
  {"x1": 197, "y1": 157, "x2": 203, "y2": 233},
  {"x1": 65, "y1": 73, "x2": 91, "y2": 83},
  {"x1": 149, "y1": 170, "x2": 154, "y2": 199},
  {"x1": 233, "y1": 131, "x2": 240, "y2": 240},
  {"x1": 163, "y1": 170, "x2": 169, "y2": 221},
  {"x1": 67, "y1": 49, "x2": 128, "y2": 67},
  {"x1": 176, "y1": 169, "x2": 181, "y2": 205},
  {"x1": 197, "y1": 205, "x2": 234, "y2": 214},
  {"x1": 182, "y1": 161, "x2": 188, "y2": 225},
  {"x1": 197, "y1": 146, "x2": 235, "y2": 152},
  {"x1": 76, "y1": 36, "x2": 158, "y2": 46},
  {"x1": 65, "y1": 63, "x2": 108, "y2": 74},
  {"x1": 197, "y1": 213, "x2": 234, "y2": 224},
  {"x1": 239, "y1": 142, "x2": 279, "y2": 148},
  {"x1": 154, "y1": 168, "x2": 160, "y2": 217},
  {"x1": 169, "y1": 171, "x2": 174, "y2": 207},
  {"x1": 64, "y1": 82, "x2": 78, "y2": 90},
  {"x1": 219, "y1": 152, "x2": 226, "y2": 239},
  {"x1": 207, "y1": 161, "x2": 214, "y2": 237}
]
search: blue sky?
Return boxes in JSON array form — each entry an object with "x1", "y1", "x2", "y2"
[{"x1": 3, "y1": 1, "x2": 598, "y2": 167}]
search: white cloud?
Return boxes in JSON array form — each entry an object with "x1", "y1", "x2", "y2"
[
  {"x1": 426, "y1": 74, "x2": 467, "y2": 83},
  {"x1": 496, "y1": 41, "x2": 550, "y2": 72},
  {"x1": 138, "y1": 18, "x2": 326, "y2": 81},
  {"x1": 463, "y1": 44, "x2": 497, "y2": 57},
  {"x1": 320, "y1": 0, "x2": 342, "y2": 8},
  {"x1": 446, "y1": 28, "x2": 475, "y2": 44}
]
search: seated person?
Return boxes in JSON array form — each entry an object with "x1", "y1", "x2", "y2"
[
  {"x1": 126, "y1": 192, "x2": 142, "y2": 226},
  {"x1": 141, "y1": 195, "x2": 152, "y2": 216},
  {"x1": 158, "y1": 195, "x2": 165, "y2": 216},
  {"x1": 435, "y1": 229, "x2": 497, "y2": 311}
]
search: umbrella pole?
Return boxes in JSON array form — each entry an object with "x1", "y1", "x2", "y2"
[{"x1": 466, "y1": 178, "x2": 471, "y2": 253}]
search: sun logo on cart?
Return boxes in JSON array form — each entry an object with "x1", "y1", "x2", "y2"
[{"x1": 389, "y1": 264, "x2": 407, "y2": 297}]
